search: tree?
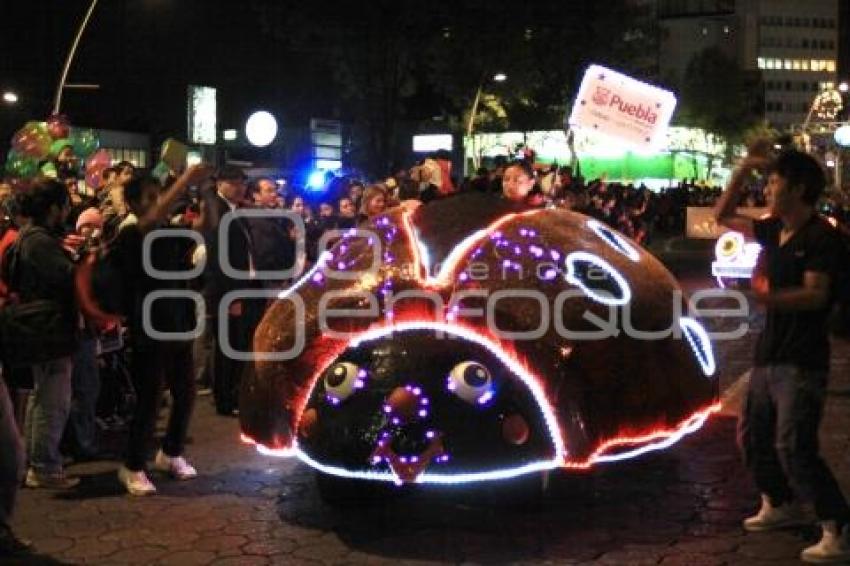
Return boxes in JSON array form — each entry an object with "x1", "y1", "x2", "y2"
[
  {"x1": 249, "y1": 0, "x2": 660, "y2": 175},
  {"x1": 678, "y1": 47, "x2": 763, "y2": 151}
]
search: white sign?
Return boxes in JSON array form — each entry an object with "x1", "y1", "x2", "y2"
[
  {"x1": 188, "y1": 86, "x2": 217, "y2": 145},
  {"x1": 686, "y1": 206, "x2": 768, "y2": 239},
  {"x1": 413, "y1": 134, "x2": 453, "y2": 153},
  {"x1": 568, "y1": 64, "x2": 677, "y2": 151}
]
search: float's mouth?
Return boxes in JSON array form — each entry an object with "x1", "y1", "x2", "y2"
[{"x1": 371, "y1": 429, "x2": 446, "y2": 484}]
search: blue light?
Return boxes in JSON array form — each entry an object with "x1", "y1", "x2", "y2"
[{"x1": 306, "y1": 170, "x2": 327, "y2": 191}]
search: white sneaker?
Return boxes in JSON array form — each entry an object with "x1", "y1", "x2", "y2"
[
  {"x1": 117, "y1": 466, "x2": 156, "y2": 496},
  {"x1": 801, "y1": 521, "x2": 850, "y2": 563},
  {"x1": 153, "y1": 450, "x2": 197, "y2": 480},
  {"x1": 743, "y1": 494, "x2": 807, "y2": 532}
]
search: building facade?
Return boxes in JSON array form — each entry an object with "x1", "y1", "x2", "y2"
[{"x1": 658, "y1": 0, "x2": 839, "y2": 131}]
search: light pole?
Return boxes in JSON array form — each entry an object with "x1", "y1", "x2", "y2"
[
  {"x1": 466, "y1": 72, "x2": 507, "y2": 139},
  {"x1": 53, "y1": 0, "x2": 100, "y2": 114}
]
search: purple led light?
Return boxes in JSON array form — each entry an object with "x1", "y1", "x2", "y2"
[
  {"x1": 340, "y1": 245, "x2": 348, "y2": 253},
  {"x1": 550, "y1": 250, "x2": 561, "y2": 261},
  {"x1": 502, "y1": 259, "x2": 511, "y2": 268},
  {"x1": 412, "y1": 387, "x2": 422, "y2": 396},
  {"x1": 543, "y1": 269, "x2": 557, "y2": 281},
  {"x1": 383, "y1": 405, "x2": 392, "y2": 414},
  {"x1": 392, "y1": 418, "x2": 400, "y2": 425},
  {"x1": 459, "y1": 272, "x2": 469, "y2": 282},
  {"x1": 477, "y1": 390, "x2": 495, "y2": 405},
  {"x1": 312, "y1": 272, "x2": 324, "y2": 283},
  {"x1": 529, "y1": 245, "x2": 544, "y2": 258},
  {"x1": 513, "y1": 246, "x2": 522, "y2": 255},
  {"x1": 418, "y1": 409, "x2": 428, "y2": 418},
  {"x1": 421, "y1": 398, "x2": 429, "y2": 406},
  {"x1": 426, "y1": 431, "x2": 436, "y2": 439},
  {"x1": 354, "y1": 379, "x2": 366, "y2": 389},
  {"x1": 519, "y1": 228, "x2": 528, "y2": 236},
  {"x1": 336, "y1": 262, "x2": 346, "y2": 270},
  {"x1": 357, "y1": 369, "x2": 367, "y2": 378}
]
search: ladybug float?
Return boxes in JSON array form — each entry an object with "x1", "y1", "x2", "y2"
[{"x1": 239, "y1": 193, "x2": 719, "y2": 492}]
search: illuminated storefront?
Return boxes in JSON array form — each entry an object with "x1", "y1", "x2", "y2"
[{"x1": 463, "y1": 127, "x2": 729, "y2": 187}]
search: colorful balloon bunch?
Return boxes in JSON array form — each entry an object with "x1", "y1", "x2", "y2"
[{"x1": 4, "y1": 114, "x2": 106, "y2": 189}]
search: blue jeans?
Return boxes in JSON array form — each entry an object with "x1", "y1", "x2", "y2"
[
  {"x1": 25, "y1": 357, "x2": 73, "y2": 475},
  {"x1": 738, "y1": 365, "x2": 850, "y2": 524},
  {"x1": 0, "y1": 377, "x2": 24, "y2": 528},
  {"x1": 69, "y1": 337, "x2": 100, "y2": 456}
]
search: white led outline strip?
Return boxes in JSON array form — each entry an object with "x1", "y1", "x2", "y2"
[
  {"x1": 679, "y1": 317, "x2": 716, "y2": 377},
  {"x1": 276, "y1": 251, "x2": 333, "y2": 300},
  {"x1": 402, "y1": 209, "x2": 541, "y2": 288},
  {"x1": 564, "y1": 251, "x2": 632, "y2": 306},
  {"x1": 591, "y1": 406, "x2": 716, "y2": 464},
  {"x1": 587, "y1": 219, "x2": 641, "y2": 262}
]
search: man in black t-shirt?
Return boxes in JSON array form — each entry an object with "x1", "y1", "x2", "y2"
[{"x1": 715, "y1": 149, "x2": 850, "y2": 563}]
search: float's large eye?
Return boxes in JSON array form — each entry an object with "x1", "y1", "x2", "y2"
[
  {"x1": 448, "y1": 361, "x2": 494, "y2": 405},
  {"x1": 324, "y1": 362, "x2": 364, "y2": 404}
]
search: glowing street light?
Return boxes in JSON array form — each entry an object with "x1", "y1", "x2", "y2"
[
  {"x1": 245, "y1": 111, "x2": 278, "y2": 147},
  {"x1": 2, "y1": 91, "x2": 18, "y2": 104},
  {"x1": 839, "y1": 82, "x2": 849, "y2": 93},
  {"x1": 493, "y1": 72, "x2": 508, "y2": 83}
]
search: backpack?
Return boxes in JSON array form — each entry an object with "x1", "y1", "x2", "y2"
[{"x1": 0, "y1": 231, "x2": 78, "y2": 366}]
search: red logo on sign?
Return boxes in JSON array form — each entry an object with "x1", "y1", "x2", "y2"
[{"x1": 592, "y1": 87, "x2": 611, "y2": 106}]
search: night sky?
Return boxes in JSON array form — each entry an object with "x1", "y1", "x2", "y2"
[{"x1": 1, "y1": 1, "x2": 339, "y2": 153}]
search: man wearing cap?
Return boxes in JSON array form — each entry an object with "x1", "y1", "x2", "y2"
[{"x1": 199, "y1": 165, "x2": 259, "y2": 416}]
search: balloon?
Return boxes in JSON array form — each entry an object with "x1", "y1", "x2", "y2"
[
  {"x1": 11, "y1": 121, "x2": 51, "y2": 159},
  {"x1": 86, "y1": 169, "x2": 105, "y2": 190},
  {"x1": 46, "y1": 114, "x2": 71, "y2": 140},
  {"x1": 50, "y1": 138, "x2": 73, "y2": 158},
  {"x1": 85, "y1": 148, "x2": 111, "y2": 172},
  {"x1": 40, "y1": 162, "x2": 58, "y2": 178},
  {"x1": 70, "y1": 128, "x2": 99, "y2": 158},
  {"x1": 84, "y1": 149, "x2": 111, "y2": 190},
  {"x1": 4, "y1": 150, "x2": 39, "y2": 179}
]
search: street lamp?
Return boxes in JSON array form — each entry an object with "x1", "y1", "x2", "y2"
[
  {"x1": 839, "y1": 82, "x2": 849, "y2": 94},
  {"x1": 54, "y1": 0, "x2": 100, "y2": 114},
  {"x1": 466, "y1": 72, "x2": 508, "y2": 172},
  {"x1": 466, "y1": 72, "x2": 508, "y2": 138},
  {"x1": 2, "y1": 91, "x2": 18, "y2": 105}
]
